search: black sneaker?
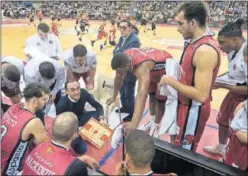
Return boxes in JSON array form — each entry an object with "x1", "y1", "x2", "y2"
[
  {"x1": 91, "y1": 40, "x2": 95, "y2": 47},
  {"x1": 115, "y1": 107, "x2": 129, "y2": 113}
]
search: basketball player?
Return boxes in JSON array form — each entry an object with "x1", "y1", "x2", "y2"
[
  {"x1": 21, "y1": 112, "x2": 99, "y2": 175},
  {"x1": 28, "y1": 11, "x2": 35, "y2": 27},
  {"x1": 106, "y1": 47, "x2": 173, "y2": 135},
  {"x1": 159, "y1": 2, "x2": 220, "y2": 151},
  {"x1": 116, "y1": 10, "x2": 127, "y2": 29},
  {"x1": 62, "y1": 44, "x2": 96, "y2": 90},
  {"x1": 91, "y1": 20, "x2": 108, "y2": 51},
  {"x1": 109, "y1": 19, "x2": 117, "y2": 46},
  {"x1": 1, "y1": 83, "x2": 50, "y2": 175},
  {"x1": 77, "y1": 15, "x2": 88, "y2": 42},
  {"x1": 224, "y1": 44, "x2": 248, "y2": 171},
  {"x1": 1, "y1": 56, "x2": 24, "y2": 106},
  {"x1": 51, "y1": 16, "x2": 59, "y2": 37},
  {"x1": 38, "y1": 10, "x2": 44, "y2": 23},
  {"x1": 204, "y1": 19, "x2": 247, "y2": 156}
]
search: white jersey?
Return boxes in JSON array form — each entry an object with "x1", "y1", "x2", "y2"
[
  {"x1": 231, "y1": 100, "x2": 248, "y2": 132},
  {"x1": 24, "y1": 57, "x2": 65, "y2": 96},
  {"x1": 1, "y1": 56, "x2": 24, "y2": 75},
  {"x1": 25, "y1": 34, "x2": 62, "y2": 58},
  {"x1": 227, "y1": 41, "x2": 247, "y2": 84},
  {"x1": 62, "y1": 48, "x2": 97, "y2": 73}
]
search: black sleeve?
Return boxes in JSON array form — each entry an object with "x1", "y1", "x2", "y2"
[
  {"x1": 81, "y1": 89, "x2": 104, "y2": 116},
  {"x1": 56, "y1": 97, "x2": 69, "y2": 115},
  {"x1": 65, "y1": 158, "x2": 88, "y2": 176}
]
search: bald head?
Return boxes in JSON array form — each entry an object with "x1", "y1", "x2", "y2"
[{"x1": 52, "y1": 112, "x2": 78, "y2": 142}]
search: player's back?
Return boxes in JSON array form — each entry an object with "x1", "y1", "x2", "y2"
[{"x1": 1, "y1": 104, "x2": 35, "y2": 175}]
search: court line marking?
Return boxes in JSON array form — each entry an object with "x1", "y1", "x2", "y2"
[{"x1": 99, "y1": 108, "x2": 149, "y2": 168}]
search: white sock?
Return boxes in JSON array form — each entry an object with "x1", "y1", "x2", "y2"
[
  {"x1": 150, "y1": 115, "x2": 155, "y2": 122},
  {"x1": 218, "y1": 144, "x2": 226, "y2": 152}
]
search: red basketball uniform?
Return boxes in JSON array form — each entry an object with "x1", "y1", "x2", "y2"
[
  {"x1": 97, "y1": 24, "x2": 107, "y2": 40},
  {"x1": 1, "y1": 104, "x2": 35, "y2": 175},
  {"x1": 109, "y1": 25, "x2": 116, "y2": 42},
  {"x1": 217, "y1": 42, "x2": 248, "y2": 128},
  {"x1": 22, "y1": 141, "x2": 76, "y2": 175},
  {"x1": 175, "y1": 35, "x2": 221, "y2": 151},
  {"x1": 124, "y1": 47, "x2": 173, "y2": 100},
  {"x1": 51, "y1": 22, "x2": 59, "y2": 36}
]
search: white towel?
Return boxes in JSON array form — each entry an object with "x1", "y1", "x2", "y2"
[
  {"x1": 159, "y1": 59, "x2": 181, "y2": 136},
  {"x1": 111, "y1": 124, "x2": 123, "y2": 149}
]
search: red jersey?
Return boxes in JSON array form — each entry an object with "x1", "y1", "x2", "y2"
[
  {"x1": 22, "y1": 141, "x2": 75, "y2": 175},
  {"x1": 98, "y1": 24, "x2": 105, "y2": 33},
  {"x1": 1, "y1": 103, "x2": 35, "y2": 175},
  {"x1": 51, "y1": 22, "x2": 59, "y2": 36},
  {"x1": 124, "y1": 47, "x2": 172, "y2": 72},
  {"x1": 109, "y1": 25, "x2": 116, "y2": 41},
  {"x1": 179, "y1": 35, "x2": 221, "y2": 105}
]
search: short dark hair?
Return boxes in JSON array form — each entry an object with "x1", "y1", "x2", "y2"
[
  {"x1": 218, "y1": 18, "x2": 245, "y2": 38},
  {"x1": 178, "y1": 2, "x2": 207, "y2": 27},
  {"x1": 111, "y1": 53, "x2": 130, "y2": 70},
  {"x1": 125, "y1": 130, "x2": 155, "y2": 168},
  {"x1": 3, "y1": 64, "x2": 20, "y2": 82},
  {"x1": 51, "y1": 16, "x2": 56, "y2": 21},
  {"x1": 23, "y1": 83, "x2": 50, "y2": 101},
  {"x1": 64, "y1": 80, "x2": 79, "y2": 90},
  {"x1": 37, "y1": 23, "x2": 50, "y2": 33},
  {"x1": 120, "y1": 19, "x2": 132, "y2": 27},
  {"x1": 73, "y1": 44, "x2": 87, "y2": 58},
  {"x1": 52, "y1": 112, "x2": 78, "y2": 142},
  {"x1": 39, "y1": 61, "x2": 55, "y2": 79}
]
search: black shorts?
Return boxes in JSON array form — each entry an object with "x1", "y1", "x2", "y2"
[
  {"x1": 80, "y1": 25, "x2": 85, "y2": 32},
  {"x1": 29, "y1": 18, "x2": 34, "y2": 22},
  {"x1": 151, "y1": 23, "x2": 156, "y2": 30},
  {"x1": 141, "y1": 19, "x2": 147, "y2": 26}
]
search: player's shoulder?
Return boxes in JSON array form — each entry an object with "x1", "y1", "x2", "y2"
[{"x1": 196, "y1": 44, "x2": 218, "y2": 56}]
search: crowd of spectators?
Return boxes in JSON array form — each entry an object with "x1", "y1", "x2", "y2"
[{"x1": 1, "y1": 1, "x2": 247, "y2": 28}]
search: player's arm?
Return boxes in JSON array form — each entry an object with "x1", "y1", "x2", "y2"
[
  {"x1": 113, "y1": 71, "x2": 125, "y2": 100},
  {"x1": 23, "y1": 118, "x2": 49, "y2": 145},
  {"x1": 132, "y1": 62, "x2": 151, "y2": 127},
  {"x1": 162, "y1": 45, "x2": 218, "y2": 103},
  {"x1": 216, "y1": 83, "x2": 248, "y2": 95}
]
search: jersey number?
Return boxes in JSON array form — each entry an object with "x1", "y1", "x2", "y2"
[{"x1": 1, "y1": 125, "x2": 8, "y2": 140}]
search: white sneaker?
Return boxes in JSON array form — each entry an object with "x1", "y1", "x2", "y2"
[
  {"x1": 149, "y1": 122, "x2": 159, "y2": 138},
  {"x1": 138, "y1": 120, "x2": 152, "y2": 131},
  {"x1": 203, "y1": 145, "x2": 225, "y2": 156}
]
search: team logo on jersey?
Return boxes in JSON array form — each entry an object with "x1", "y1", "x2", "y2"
[
  {"x1": 153, "y1": 63, "x2": 165, "y2": 70},
  {"x1": 46, "y1": 146, "x2": 53, "y2": 154}
]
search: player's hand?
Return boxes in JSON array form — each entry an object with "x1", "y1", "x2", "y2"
[
  {"x1": 86, "y1": 83, "x2": 94, "y2": 90},
  {"x1": 115, "y1": 161, "x2": 129, "y2": 175},
  {"x1": 78, "y1": 155, "x2": 99, "y2": 171},
  {"x1": 99, "y1": 116, "x2": 108, "y2": 126},
  {"x1": 106, "y1": 97, "x2": 116, "y2": 106},
  {"x1": 123, "y1": 121, "x2": 137, "y2": 136},
  {"x1": 158, "y1": 75, "x2": 175, "y2": 87},
  {"x1": 48, "y1": 93, "x2": 56, "y2": 103},
  {"x1": 236, "y1": 130, "x2": 248, "y2": 144}
]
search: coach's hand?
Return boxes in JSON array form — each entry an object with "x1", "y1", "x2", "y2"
[
  {"x1": 159, "y1": 75, "x2": 175, "y2": 86},
  {"x1": 106, "y1": 97, "x2": 116, "y2": 106}
]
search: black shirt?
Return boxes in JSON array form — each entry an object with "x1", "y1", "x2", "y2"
[{"x1": 56, "y1": 89, "x2": 104, "y2": 118}]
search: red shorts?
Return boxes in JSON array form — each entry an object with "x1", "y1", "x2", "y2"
[
  {"x1": 97, "y1": 32, "x2": 108, "y2": 40},
  {"x1": 67, "y1": 69, "x2": 95, "y2": 88},
  {"x1": 217, "y1": 92, "x2": 247, "y2": 128},
  {"x1": 225, "y1": 128, "x2": 248, "y2": 171},
  {"x1": 149, "y1": 70, "x2": 166, "y2": 101},
  {"x1": 175, "y1": 101, "x2": 211, "y2": 152}
]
